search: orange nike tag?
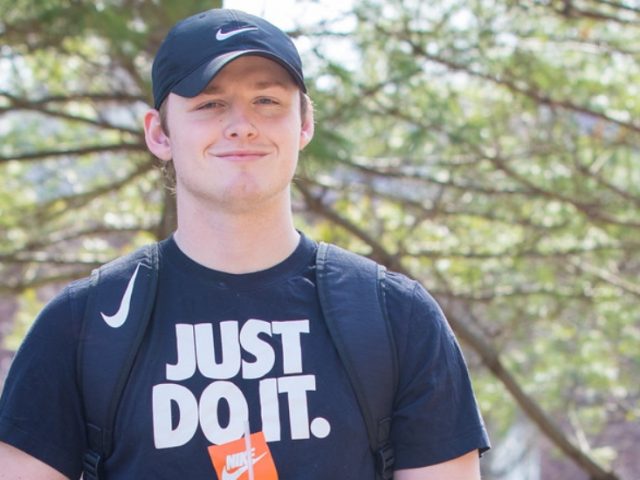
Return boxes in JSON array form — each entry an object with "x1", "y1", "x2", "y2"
[{"x1": 208, "y1": 431, "x2": 278, "y2": 480}]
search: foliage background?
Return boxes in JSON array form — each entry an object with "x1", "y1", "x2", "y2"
[{"x1": 1, "y1": 0, "x2": 638, "y2": 479}]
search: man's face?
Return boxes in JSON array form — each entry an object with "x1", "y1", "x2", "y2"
[{"x1": 152, "y1": 55, "x2": 313, "y2": 215}]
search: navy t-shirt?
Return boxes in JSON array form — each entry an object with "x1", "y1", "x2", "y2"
[{"x1": 0, "y1": 234, "x2": 489, "y2": 478}]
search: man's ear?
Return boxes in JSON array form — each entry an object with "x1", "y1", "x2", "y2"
[
  {"x1": 299, "y1": 96, "x2": 315, "y2": 150},
  {"x1": 144, "y1": 109, "x2": 172, "y2": 161}
]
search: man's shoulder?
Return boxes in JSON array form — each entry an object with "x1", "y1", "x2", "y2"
[
  {"x1": 377, "y1": 268, "x2": 448, "y2": 344},
  {"x1": 384, "y1": 269, "x2": 422, "y2": 296},
  {"x1": 314, "y1": 240, "x2": 424, "y2": 305}
]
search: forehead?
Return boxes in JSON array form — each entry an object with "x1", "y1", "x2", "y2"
[{"x1": 207, "y1": 55, "x2": 299, "y2": 91}]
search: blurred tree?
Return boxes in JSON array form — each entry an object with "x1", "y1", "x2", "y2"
[
  {"x1": 1, "y1": 0, "x2": 219, "y2": 295},
  {"x1": 296, "y1": 1, "x2": 639, "y2": 478},
  {"x1": 1, "y1": 0, "x2": 639, "y2": 479}
]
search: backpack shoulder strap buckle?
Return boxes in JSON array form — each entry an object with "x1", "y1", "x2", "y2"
[
  {"x1": 375, "y1": 442, "x2": 395, "y2": 480},
  {"x1": 82, "y1": 449, "x2": 103, "y2": 480}
]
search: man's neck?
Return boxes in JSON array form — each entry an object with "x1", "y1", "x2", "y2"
[{"x1": 173, "y1": 199, "x2": 300, "y2": 274}]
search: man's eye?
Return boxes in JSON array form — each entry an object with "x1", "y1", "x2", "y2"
[
  {"x1": 198, "y1": 101, "x2": 221, "y2": 110},
  {"x1": 256, "y1": 97, "x2": 278, "y2": 105}
]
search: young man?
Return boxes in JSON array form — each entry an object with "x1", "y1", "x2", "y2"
[{"x1": 0, "y1": 9, "x2": 489, "y2": 479}]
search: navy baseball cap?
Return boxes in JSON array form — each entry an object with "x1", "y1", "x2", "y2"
[{"x1": 152, "y1": 9, "x2": 306, "y2": 109}]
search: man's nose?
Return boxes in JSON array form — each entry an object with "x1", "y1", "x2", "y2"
[{"x1": 223, "y1": 106, "x2": 258, "y2": 139}]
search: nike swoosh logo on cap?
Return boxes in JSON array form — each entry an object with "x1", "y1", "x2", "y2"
[
  {"x1": 100, "y1": 263, "x2": 141, "y2": 328},
  {"x1": 216, "y1": 26, "x2": 259, "y2": 41},
  {"x1": 221, "y1": 452, "x2": 267, "y2": 480}
]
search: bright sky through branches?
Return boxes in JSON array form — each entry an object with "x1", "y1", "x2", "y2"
[{"x1": 224, "y1": 0, "x2": 354, "y2": 30}]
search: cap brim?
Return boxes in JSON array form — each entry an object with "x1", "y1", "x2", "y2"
[{"x1": 171, "y1": 50, "x2": 306, "y2": 99}]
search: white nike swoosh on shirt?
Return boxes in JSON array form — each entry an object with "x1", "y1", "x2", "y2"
[
  {"x1": 216, "y1": 26, "x2": 259, "y2": 41},
  {"x1": 221, "y1": 452, "x2": 267, "y2": 480},
  {"x1": 100, "y1": 263, "x2": 141, "y2": 328}
]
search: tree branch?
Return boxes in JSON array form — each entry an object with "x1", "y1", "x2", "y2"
[
  {"x1": 486, "y1": 153, "x2": 640, "y2": 229},
  {"x1": 0, "y1": 90, "x2": 146, "y2": 106},
  {"x1": 390, "y1": 29, "x2": 640, "y2": 134},
  {"x1": 0, "y1": 92, "x2": 143, "y2": 135},
  {"x1": 568, "y1": 258, "x2": 640, "y2": 297},
  {"x1": 437, "y1": 293, "x2": 619, "y2": 480},
  {"x1": 295, "y1": 179, "x2": 405, "y2": 272},
  {"x1": 0, "y1": 143, "x2": 147, "y2": 163}
]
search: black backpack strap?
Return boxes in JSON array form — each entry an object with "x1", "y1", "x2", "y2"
[
  {"x1": 77, "y1": 243, "x2": 159, "y2": 480},
  {"x1": 316, "y1": 242, "x2": 398, "y2": 480}
]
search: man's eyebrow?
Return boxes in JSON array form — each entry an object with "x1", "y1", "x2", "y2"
[
  {"x1": 201, "y1": 84, "x2": 222, "y2": 95},
  {"x1": 253, "y1": 80, "x2": 291, "y2": 90}
]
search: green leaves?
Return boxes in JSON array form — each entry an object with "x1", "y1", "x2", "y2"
[
  {"x1": 296, "y1": 1, "x2": 639, "y2": 477},
  {"x1": 0, "y1": 0, "x2": 221, "y2": 293}
]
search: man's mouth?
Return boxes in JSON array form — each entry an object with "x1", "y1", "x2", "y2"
[{"x1": 215, "y1": 150, "x2": 269, "y2": 162}]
